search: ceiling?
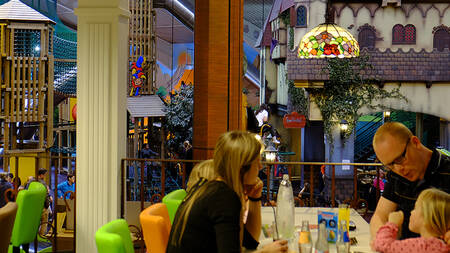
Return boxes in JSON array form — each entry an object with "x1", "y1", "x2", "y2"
[
  {"x1": 156, "y1": 8, "x2": 193, "y2": 43},
  {"x1": 56, "y1": 0, "x2": 273, "y2": 46}
]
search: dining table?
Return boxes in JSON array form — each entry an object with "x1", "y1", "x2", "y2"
[{"x1": 258, "y1": 207, "x2": 375, "y2": 253}]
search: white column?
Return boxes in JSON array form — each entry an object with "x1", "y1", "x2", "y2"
[{"x1": 75, "y1": 1, "x2": 129, "y2": 252}]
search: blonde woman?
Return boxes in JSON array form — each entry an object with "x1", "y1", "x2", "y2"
[
  {"x1": 374, "y1": 188, "x2": 450, "y2": 253},
  {"x1": 167, "y1": 131, "x2": 287, "y2": 253},
  {"x1": 186, "y1": 159, "x2": 215, "y2": 192}
]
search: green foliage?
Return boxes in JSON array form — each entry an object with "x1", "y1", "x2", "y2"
[
  {"x1": 164, "y1": 84, "x2": 194, "y2": 152},
  {"x1": 288, "y1": 79, "x2": 308, "y2": 117},
  {"x1": 289, "y1": 27, "x2": 294, "y2": 50},
  {"x1": 279, "y1": 10, "x2": 290, "y2": 26},
  {"x1": 308, "y1": 54, "x2": 406, "y2": 149}
]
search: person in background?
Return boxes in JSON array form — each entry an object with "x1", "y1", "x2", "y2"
[
  {"x1": 8, "y1": 173, "x2": 20, "y2": 190},
  {"x1": 140, "y1": 143, "x2": 159, "y2": 185},
  {"x1": 372, "y1": 169, "x2": 386, "y2": 192},
  {"x1": 255, "y1": 104, "x2": 269, "y2": 128},
  {"x1": 370, "y1": 122, "x2": 450, "y2": 244},
  {"x1": 167, "y1": 131, "x2": 287, "y2": 253},
  {"x1": 36, "y1": 168, "x2": 52, "y2": 236},
  {"x1": 140, "y1": 143, "x2": 159, "y2": 159},
  {"x1": 186, "y1": 159, "x2": 215, "y2": 192},
  {"x1": 0, "y1": 173, "x2": 13, "y2": 208},
  {"x1": 57, "y1": 174, "x2": 75, "y2": 199},
  {"x1": 21, "y1": 176, "x2": 34, "y2": 190},
  {"x1": 182, "y1": 140, "x2": 193, "y2": 179},
  {"x1": 7, "y1": 173, "x2": 14, "y2": 184},
  {"x1": 374, "y1": 188, "x2": 449, "y2": 253}
]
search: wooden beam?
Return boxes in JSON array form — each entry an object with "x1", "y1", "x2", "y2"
[
  {"x1": 193, "y1": 0, "x2": 244, "y2": 159},
  {"x1": 47, "y1": 55, "x2": 54, "y2": 147}
]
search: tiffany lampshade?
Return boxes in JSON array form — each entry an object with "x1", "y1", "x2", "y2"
[{"x1": 298, "y1": 23, "x2": 360, "y2": 58}]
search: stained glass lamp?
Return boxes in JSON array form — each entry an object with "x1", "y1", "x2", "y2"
[{"x1": 298, "y1": 23, "x2": 360, "y2": 58}]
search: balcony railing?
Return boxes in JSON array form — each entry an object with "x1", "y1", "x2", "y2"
[{"x1": 120, "y1": 158, "x2": 384, "y2": 220}]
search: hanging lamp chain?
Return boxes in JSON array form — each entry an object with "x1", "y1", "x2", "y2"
[{"x1": 325, "y1": 0, "x2": 334, "y2": 24}]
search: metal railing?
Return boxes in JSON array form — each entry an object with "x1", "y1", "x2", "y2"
[{"x1": 120, "y1": 158, "x2": 384, "y2": 216}]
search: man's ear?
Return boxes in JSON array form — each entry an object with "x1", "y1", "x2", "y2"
[{"x1": 410, "y1": 136, "x2": 421, "y2": 148}]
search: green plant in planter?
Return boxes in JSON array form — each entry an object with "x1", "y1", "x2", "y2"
[{"x1": 308, "y1": 54, "x2": 406, "y2": 150}]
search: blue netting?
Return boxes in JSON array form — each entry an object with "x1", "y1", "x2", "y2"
[
  {"x1": 54, "y1": 61, "x2": 76, "y2": 96},
  {"x1": 53, "y1": 31, "x2": 77, "y2": 96},
  {"x1": 54, "y1": 33, "x2": 77, "y2": 59}
]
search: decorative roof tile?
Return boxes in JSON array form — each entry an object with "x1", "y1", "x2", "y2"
[
  {"x1": 0, "y1": 0, "x2": 55, "y2": 23},
  {"x1": 287, "y1": 47, "x2": 450, "y2": 82},
  {"x1": 127, "y1": 96, "x2": 166, "y2": 118}
]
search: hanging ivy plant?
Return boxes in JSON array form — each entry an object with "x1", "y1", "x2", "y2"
[
  {"x1": 279, "y1": 10, "x2": 290, "y2": 26},
  {"x1": 289, "y1": 27, "x2": 294, "y2": 50},
  {"x1": 288, "y1": 78, "x2": 308, "y2": 117},
  {"x1": 307, "y1": 54, "x2": 406, "y2": 149}
]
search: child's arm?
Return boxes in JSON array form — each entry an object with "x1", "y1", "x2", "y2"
[
  {"x1": 374, "y1": 222, "x2": 407, "y2": 252},
  {"x1": 374, "y1": 222, "x2": 445, "y2": 253}
]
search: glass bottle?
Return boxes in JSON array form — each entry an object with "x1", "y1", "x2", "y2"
[
  {"x1": 336, "y1": 220, "x2": 350, "y2": 253},
  {"x1": 276, "y1": 174, "x2": 295, "y2": 240},
  {"x1": 315, "y1": 222, "x2": 329, "y2": 253},
  {"x1": 298, "y1": 220, "x2": 312, "y2": 253}
]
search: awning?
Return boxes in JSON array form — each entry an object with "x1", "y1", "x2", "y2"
[{"x1": 127, "y1": 95, "x2": 166, "y2": 118}]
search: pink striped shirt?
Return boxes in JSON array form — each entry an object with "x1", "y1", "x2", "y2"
[{"x1": 374, "y1": 222, "x2": 449, "y2": 253}]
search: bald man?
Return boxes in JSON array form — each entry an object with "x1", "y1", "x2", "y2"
[{"x1": 370, "y1": 122, "x2": 450, "y2": 241}]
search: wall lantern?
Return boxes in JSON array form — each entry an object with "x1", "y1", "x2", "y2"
[
  {"x1": 383, "y1": 111, "x2": 391, "y2": 121},
  {"x1": 340, "y1": 120, "x2": 349, "y2": 139}
]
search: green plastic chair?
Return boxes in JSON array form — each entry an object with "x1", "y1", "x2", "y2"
[
  {"x1": 95, "y1": 219, "x2": 134, "y2": 253},
  {"x1": 162, "y1": 189, "x2": 186, "y2": 223},
  {"x1": 9, "y1": 181, "x2": 47, "y2": 253}
]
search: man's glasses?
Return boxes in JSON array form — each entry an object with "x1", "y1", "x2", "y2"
[{"x1": 383, "y1": 138, "x2": 410, "y2": 170}]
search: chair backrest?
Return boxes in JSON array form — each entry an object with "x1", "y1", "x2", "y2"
[
  {"x1": 162, "y1": 189, "x2": 186, "y2": 223},
  {"x1": 0, "y1": 202, "x2": 18, "y2": 252},
  {"x1": 95, "y1": 219, "x2": 134, "y2": 253},
  {"x1": 140, "y1": 203, "x2": 171, "y2": 253},
  {"x1": 10, "y1": 181, "x2": 47, "y2": 246}
]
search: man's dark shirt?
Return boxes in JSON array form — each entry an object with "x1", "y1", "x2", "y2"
[{"x1": 383, "y1": 149, "x2": 450, "y2": 239}]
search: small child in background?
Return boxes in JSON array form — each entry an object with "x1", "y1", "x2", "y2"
[
  {"x1": 374, "y1": 188, "x2": 450, "y2": 253},
  {"x1": 186, "y1": 159, "x2": 215, "y2": 192}
]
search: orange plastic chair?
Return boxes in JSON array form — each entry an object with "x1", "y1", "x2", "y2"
[{"x1": 139, "y1": 203, "x2": 171, "y2": 253}]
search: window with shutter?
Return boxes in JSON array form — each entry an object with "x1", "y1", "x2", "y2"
[
  {"x1": 433, "y1": 29, "x2": 450, "y2": 51},
  {"x1": 404, "y1": 24, "x2": 416, "y2": 44},
  {"x1": 392, "y1": 24, "x2": 405, "y2": 44},
  {"x1": 358, "y1": 28, "x2": 376, "y2": 49}
]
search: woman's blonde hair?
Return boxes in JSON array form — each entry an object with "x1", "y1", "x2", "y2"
[
  {"x1": 417, "y1": 188, "x2": 450, "y2": 238},
  {"x1": 186, "y1": 159, "x2": 215, "y2": 192},
  {"x1": 170, "y1": 131, "x2": 263, "y2": 246}
]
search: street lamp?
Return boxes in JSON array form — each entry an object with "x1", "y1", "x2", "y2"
[{"x1": 265, "y1": 145, "x2": 277, "y2": 162}]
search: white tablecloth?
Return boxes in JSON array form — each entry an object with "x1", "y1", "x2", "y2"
[{"x1": 259, "y1": 207, "x2": 375, "y2": 253}]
